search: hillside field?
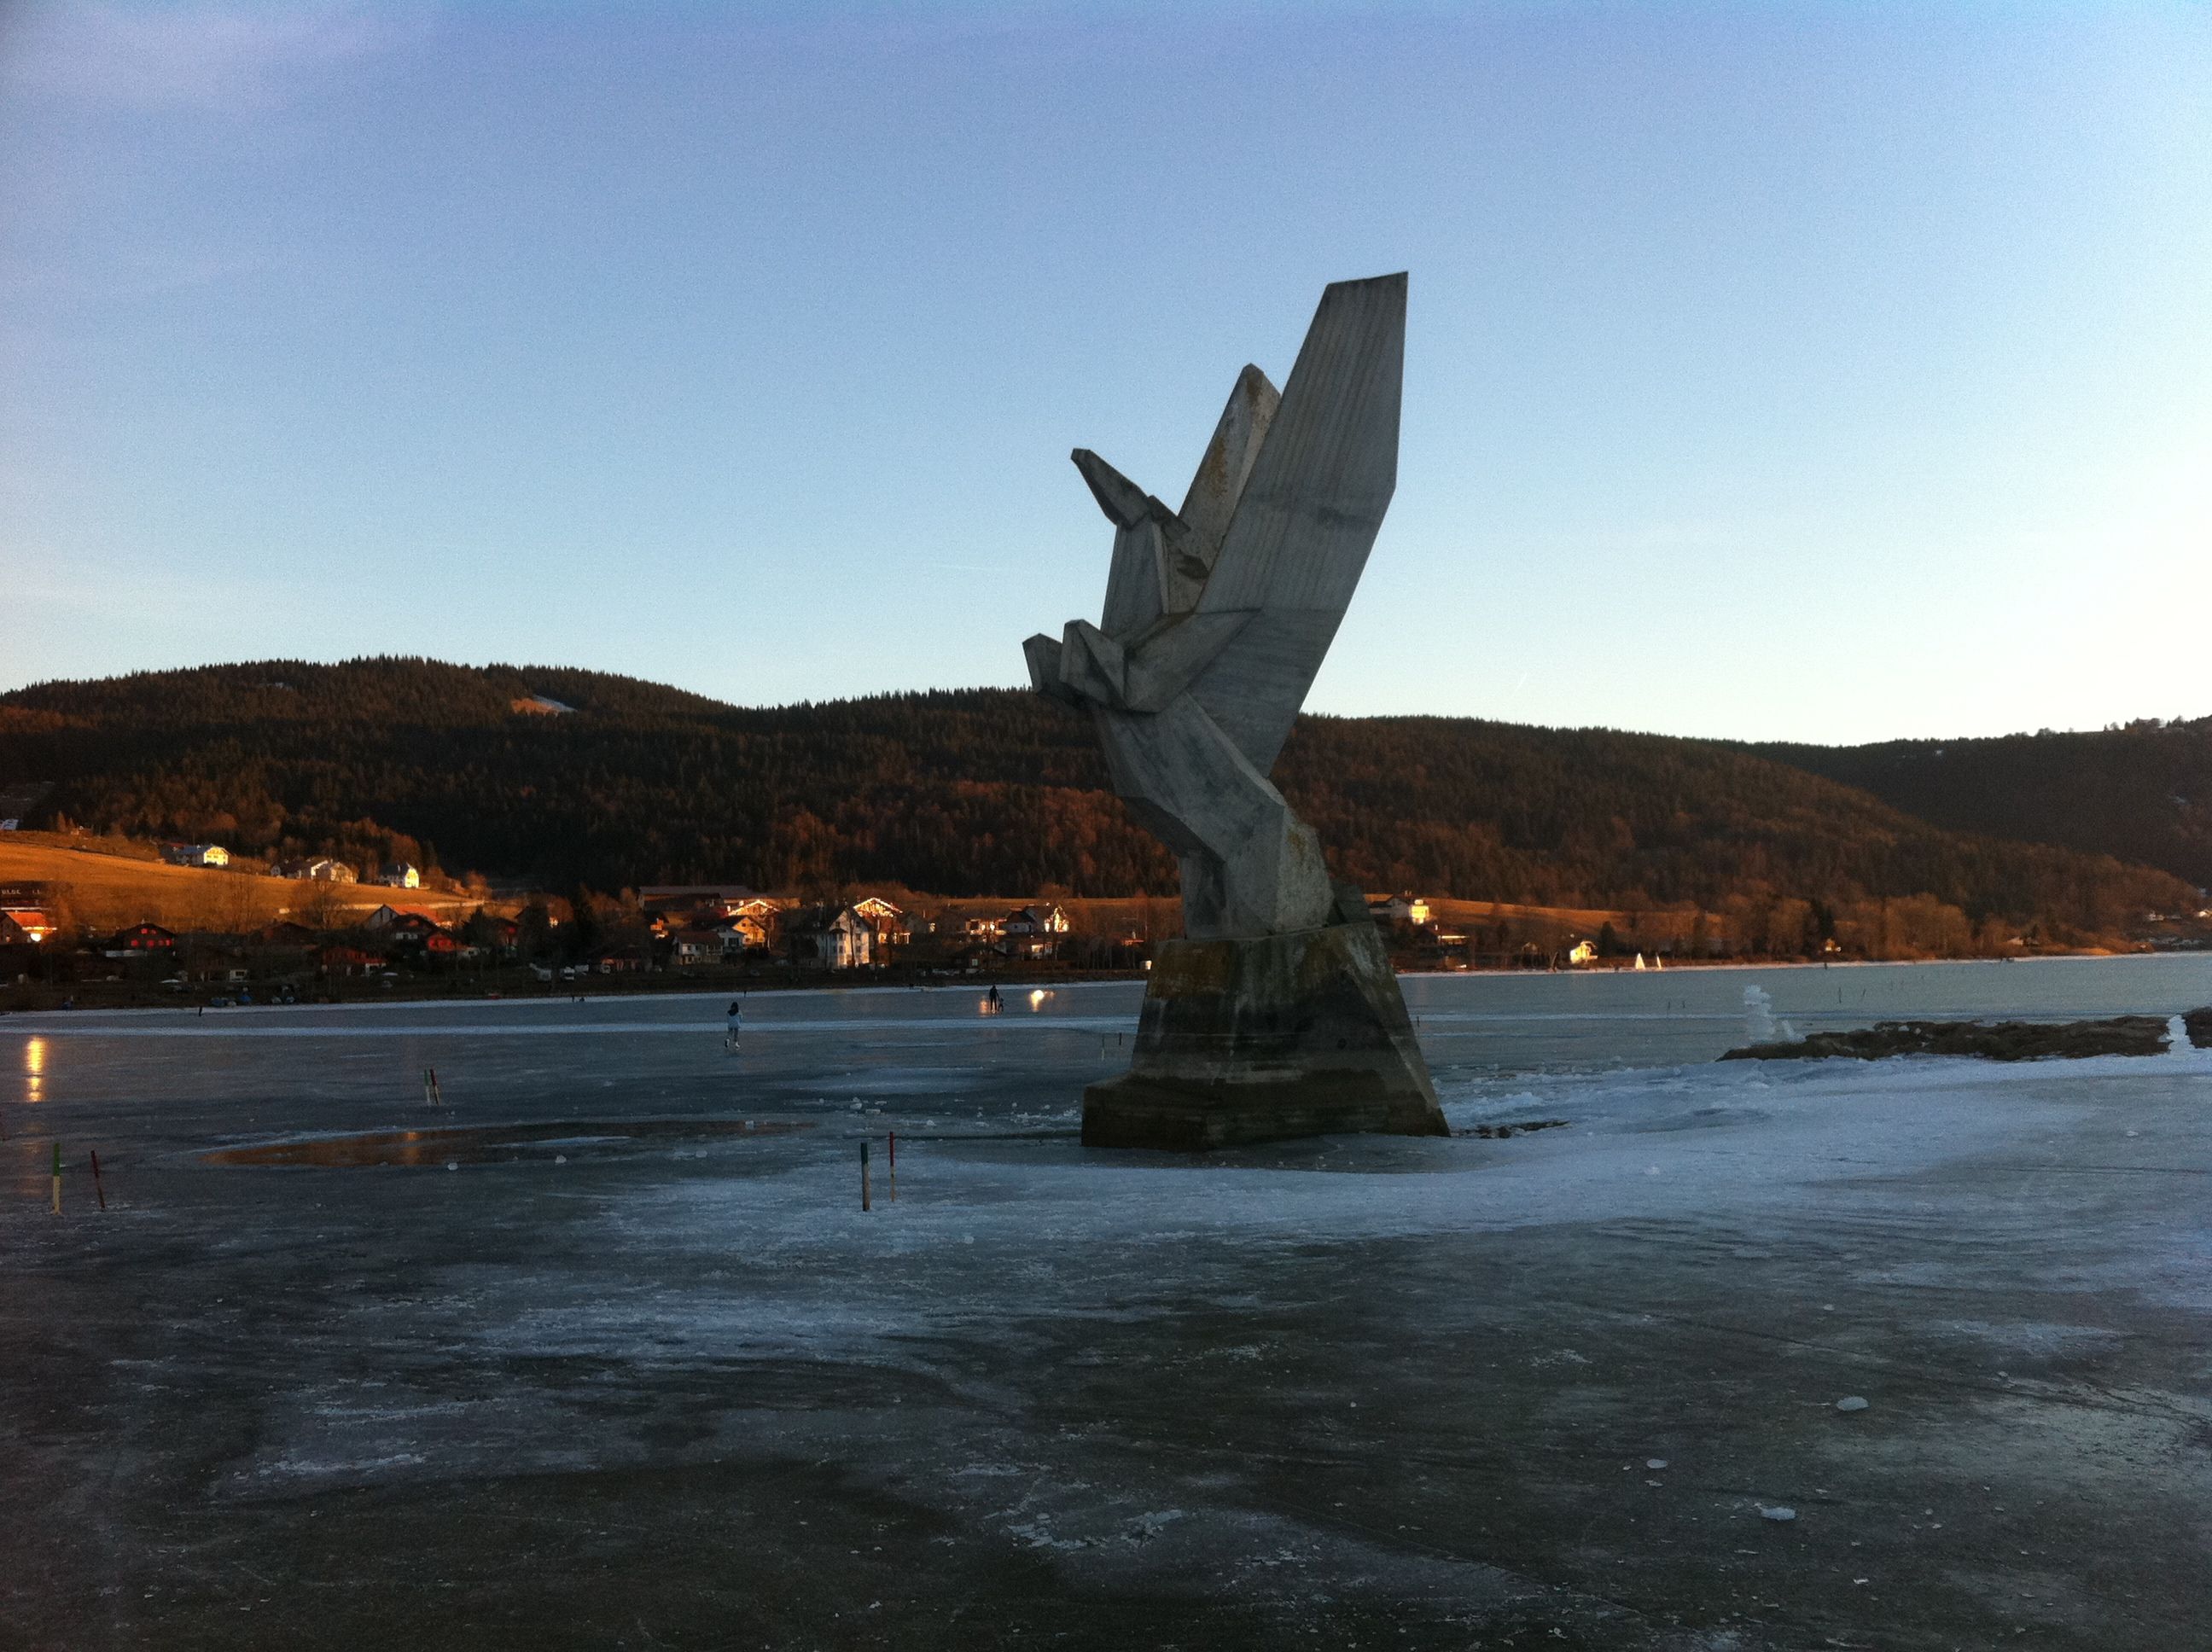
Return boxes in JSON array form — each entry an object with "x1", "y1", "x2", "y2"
[{"x1": 0, "y1": 835, "x2": 486, "y2": 936}]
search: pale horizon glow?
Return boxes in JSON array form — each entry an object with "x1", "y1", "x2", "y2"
[{"x1": 3, "y1": 2, "x2": 2209, "y2": 747}]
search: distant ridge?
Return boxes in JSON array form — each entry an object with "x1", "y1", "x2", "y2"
[
  {"x1": 1755, "y1": 723, "x2": 2212, "y2": 893},
  {"x1": 0, "y1": 658, "x2": 2189, "y2": 948}
]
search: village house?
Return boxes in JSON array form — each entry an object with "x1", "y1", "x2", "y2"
[
  {"x1": 274, "y1": 857, "x2": 358, "y2": 883},
  {"x1": 637, "y1": 885, "x2": 765, "y2": 917},
  {"x1": 359, "y1": 907, "x2": 448, "y2": 949},
  {"x1": 961, "y1": 914, "x2": 1004, "y2": 939},
  {"x1": 0, "y1": 907, "x2": 55, "y2": 945},
  {"x1": 161, "y1": 843, "x2": 231, "y2": 869},
  {"x1": 999, "y1": 905, "x2": 1070, "y2": 959},
  {"x1": 783, "y1": 904, "x2": 875, "y2": 970},
  {"x1": 1367, "y1": 894, "x2": 1433, "y2": 928},
  {"x1": 0, "y1": 911, "x2": 51, "y2": 946},
  {"x1": 852, "y1": 896, "x2": 909, "y2": 945},
  {"x1": 379, "y1": 912, "x2": 448, "y2": 949},
  {"x1": 318, "y1": 944, "x2": 384, "y2": 978},
  {"x1": 381, "y1": 863, "x2": 422, "y2": 889},
  {"x1": 0, "y1": 883, "x2": 56, "y2": 946},
  {"x1": 666, "y1": 929, "x2": 723, "y2": 967},
  {"x1": 702, "y1": 914, "x2": 767, "y2": 955},
  {"x1": 103, "y1": 922, "x2": 178, "y2": 957},
  {"x1": 594, "y1": 946, "x2": 648, "y2": 974},
  {"x1": 726, "y1": 896, "x2": 786, "y2": 928}
]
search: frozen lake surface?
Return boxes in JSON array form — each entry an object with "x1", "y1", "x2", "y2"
[{"x1": 4, "y1": 957, "x2": 2209, "y2": 1649}]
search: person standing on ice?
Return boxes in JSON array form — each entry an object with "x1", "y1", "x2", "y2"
[{"x1": 725, "y1": 999, "x2": 742, "y2": 1051}]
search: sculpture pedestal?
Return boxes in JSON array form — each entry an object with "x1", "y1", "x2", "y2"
[{"x1": 1083, "y1": 918, "x2": 1448, "y2": 1150}]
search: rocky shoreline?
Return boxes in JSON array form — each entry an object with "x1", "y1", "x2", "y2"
[{"x1": 1721, "y1": 1010, "x2": 2208, "y2": 1062}]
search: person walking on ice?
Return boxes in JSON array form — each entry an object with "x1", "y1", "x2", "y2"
[{"x1": 725, "y1": 998, "x2": 743, "y2": 1052}]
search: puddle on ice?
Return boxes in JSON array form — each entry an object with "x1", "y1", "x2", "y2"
[{"x1": 204, "y1": 1117, "x2": 814, "y2": 1166}]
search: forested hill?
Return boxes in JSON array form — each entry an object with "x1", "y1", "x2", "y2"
[
  {"x1": 0, "y1": 659, "x2": 2189, "y2": 942},
  {"x1": 1754, "y1": 722, "x2": 2212, "y2": 893}
]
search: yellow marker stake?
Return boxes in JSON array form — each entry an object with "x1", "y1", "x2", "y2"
[{"x1": 50, "y1": 1141, "x2": 61, "y2": 1215}]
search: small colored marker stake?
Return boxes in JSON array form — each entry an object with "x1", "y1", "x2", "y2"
[
  {"x1": 50, "y1": 1141, "x2": 61, "y2": 1215},
  {"x1": 887, "y1": 1131, "x2": 897, "y2": 1201},
  {"x1": 90, "y1": 1149, "x2": 106, "y2": 1211},
  {"x1": 860, "y1": 1140, "x2": 872, "y2": 1212}
]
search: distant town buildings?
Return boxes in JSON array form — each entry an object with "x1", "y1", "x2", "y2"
[
  {"x1": 852, "y1": 896, "x2": 909, "y2": 946},
  {"x1": 0, "y1": 911, "x2": 49, "y2": 945},
  {"x1": 0, "y1": 882, "x2": 55, "y2": 945},
  {"x1": 274, "y1": 857, "x2": 358, "y2": 882},
  {"x1": 1000, "y1": 905, "x2": 1069, "y2": 958},
  {"x1": 161, "y1": 843, "x2": 230, "y2": 868},
  {"x1": 104, "y1": 922, "x2": 178, "y2": 957},
  {"x1": 638, "y1": 885, "x2": 766, "y2": 916},
  {"x1": 1368, "y1": 894, "x2": 1431, "y2": 927},
  {"x1": 781, "y1": 903, "x2": 876, "y2": 969}
]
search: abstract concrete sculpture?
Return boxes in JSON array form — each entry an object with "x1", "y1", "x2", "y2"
[{"x1": 1027, "y1": 273, "x2": 1448, "y2": 1149}]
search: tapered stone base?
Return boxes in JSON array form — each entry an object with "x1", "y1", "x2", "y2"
[{"x1": 1083, "y1": 917, "x2": 1447, "y2": 1150}]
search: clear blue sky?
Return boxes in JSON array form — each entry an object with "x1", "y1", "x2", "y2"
[{"x1": 3, "y1": 2, "x2": 2207, "y2": 743}]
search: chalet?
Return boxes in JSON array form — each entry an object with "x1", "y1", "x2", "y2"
[
  {"x1": 961, "y1": 914, "x2": 1004, "y2": 939},
  {"x1": 728, "y1": 896, "x2": 787, "y2": 928},
  {"x1": 274, "y1": 857, "x2": 358, "y2": 883},
  {"x1": 375, "y1": 912, "x2": 446, "y2": 947},
  {"x1": 724, "y1": 914, "x2": 770, "y2": 951},
  {"x1": 381, "y1": 863, "x2": 422, "y2": 889},
  {"x1": 255, "y1": 920, "x2": 317, "y2": 947},
  {"x1": 667, "y1": 930, "x2": 723, "y2": 967},
  {"x1": 422, "y1": 930, "x2": 460, "y2": 958},
  {"x1": 318, "y1": 944, "x2": 384, "y2": 977},
  {"x1": 0, "y1": 910, "x2": 52, "y2": 946},
  {"x1": 478, "y1": 915, "x2": 521, "y2": 954},
  {"x1": 0, "y1": 905, "x2": 54, "y2": 944},
  {"x1": 782, "y1": 904, "x2": 875, "y2": 970},
  {"x1": 852, "y1": 897, "x2": 909, "y2": 945},
  {"x1": 162, "y1": 843, "x2": 231, "y2": 869},
  {"x1": 1003, "y1": 905, "x2": 1069, "y2": 938},
  {"x1": 594, "y1": 946, "x2": 648, "y2": 974},
  {"x1": 104, "y1": 922, "x2": 178, "y2": 957},
  {"x1": 361, "y1": 905, "x2": 409, "y2": 931}
]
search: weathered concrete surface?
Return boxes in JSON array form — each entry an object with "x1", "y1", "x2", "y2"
[
  {"x1": 1025, "y1": 273, "x2": 1407, "y2": 945},
  {"x1": 1028, "y1": 276, "x2": 1442, "y2": 1146},
  {"x1": 1086, "y1": 911, "x2": 1447, "y2": 1149}
]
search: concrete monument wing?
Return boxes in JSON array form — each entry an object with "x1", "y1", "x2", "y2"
[{"x1": 1026, "y1": 273, "x2": 1447, "y2": 1149}]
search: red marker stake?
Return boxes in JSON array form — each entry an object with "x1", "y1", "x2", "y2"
[
  {"x1": 90, "y1": 1149, "x2": 106, "y2": 1211},
  {"x1": 861, "y1": 1140, "x2": 872, "y2": 1213},
  {"x1": 50, "y1": 1141, "x2": 61, "y2": 1215}
]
